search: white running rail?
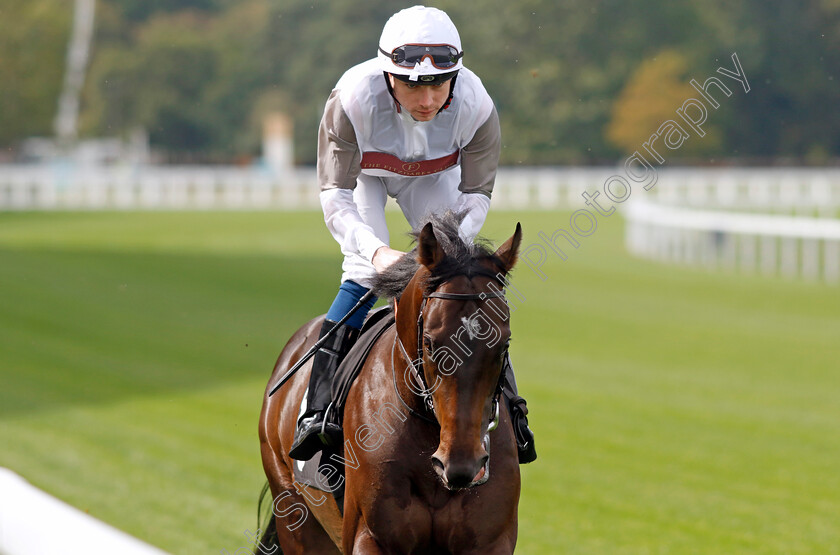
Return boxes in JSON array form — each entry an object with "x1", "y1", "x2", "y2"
[
  {"x1": 0, "y1": 468, "x2": 169, "y2": 555},
  {"x1": 3, "y1": 163, "x2": 840, "y2": 282},
  {"x1": 2, "y1": 165, "x2": 840, "y2": 212},
  {"x1": 625, "y1": 200, "x2": 840, "y2": 282}
]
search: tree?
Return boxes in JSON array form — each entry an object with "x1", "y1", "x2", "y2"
[
  {"x1": 606, "y1": 50, "x2": 721, "y2": 159},
  {"x1": 7, "y1": 0, "x2": 839, "y2": 163},
  {"x1": 83, "y1": 12, "x2": 219, "y2": 152},
  {"x1": 0, "y1": 0, "x2": 71, "y2": 146}
]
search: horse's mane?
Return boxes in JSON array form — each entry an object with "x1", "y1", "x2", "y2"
[{"x1": 371, "y1": 211, "x2": 503, "y2": 299}]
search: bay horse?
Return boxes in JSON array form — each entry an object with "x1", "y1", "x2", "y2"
[{"x1": 258, "y1": 215, "x2": 523, "y2": 554}]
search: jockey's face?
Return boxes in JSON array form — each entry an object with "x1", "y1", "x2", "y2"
[{"x1": 389, "y1": 74, "x2": 451, "y2": 122}]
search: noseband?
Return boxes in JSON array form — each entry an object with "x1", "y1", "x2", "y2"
[{"x1": 392, "y1": 287, "x2": 508, "y2": 430}]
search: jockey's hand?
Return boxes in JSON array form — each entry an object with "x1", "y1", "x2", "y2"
[{"x1": 372, "y1": 246, "x2": 406, "y2": 273}]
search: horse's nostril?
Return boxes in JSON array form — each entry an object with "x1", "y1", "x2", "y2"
[
  {"x1": 446, "y1": 467, "x2": 474, "y2": 489},
  {"x1": 431, "y1": 454, "x2": 445, "y2": 473}
]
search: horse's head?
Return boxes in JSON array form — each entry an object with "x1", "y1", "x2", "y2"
[{"x1": 395, "y1": 220, "x2": 522, "y2": 490}]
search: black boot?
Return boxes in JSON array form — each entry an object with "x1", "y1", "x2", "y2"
[
  {"x1": 288, "y1": 319, "x2": 360, "y2": 461},
  {"x1": 503, "y1": 355, "x2": 537, "y2": 464}
]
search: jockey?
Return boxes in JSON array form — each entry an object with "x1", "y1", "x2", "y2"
[{"x1": 289, "y1": 5, "x2": 536, "y2": 464}]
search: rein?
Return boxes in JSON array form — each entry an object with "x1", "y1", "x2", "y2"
[
  {"x1": 392, "y1": 336, "x2": 438, "y2": 425},
  {"x1": 391, "y1": 286, "x2": 508, "y2": 431}
]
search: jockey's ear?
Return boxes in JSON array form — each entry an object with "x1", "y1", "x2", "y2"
[
  {"x1": 418, "y1": 222, "x2": 445, "y2": 270},
  {"x1": 493, "y1": 222, "x2": 522, "y2": 273}
]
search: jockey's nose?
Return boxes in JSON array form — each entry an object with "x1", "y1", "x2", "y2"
[{"x1": 419, "y1": 87, "x2": 435, "y2": 108}]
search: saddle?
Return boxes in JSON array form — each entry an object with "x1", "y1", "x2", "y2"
[
  {"x1": 291, "y1": 305, "x2": 396, "y2": 510},
  {"x1": 329, "y1": 305, "x2": 396, "y2": 423}
]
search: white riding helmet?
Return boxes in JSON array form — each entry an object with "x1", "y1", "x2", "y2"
[{"x1": 377, "y1": 6, "x2": 463, "y2": 84}]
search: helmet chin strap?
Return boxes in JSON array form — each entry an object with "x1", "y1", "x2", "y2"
[
  {"x1": 439, "y1": 74, "x2": 456, "y2": 112},
  {"x1": 382, "y1": 72, "x2": 457, "y2": 115},
  {"x1": 383, "y1": 72, "x2": 402, "y2": 113}
]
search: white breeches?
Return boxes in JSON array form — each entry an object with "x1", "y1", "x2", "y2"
[{"x1": 341, "y1": 169, "x2": 463, "y2": 287}]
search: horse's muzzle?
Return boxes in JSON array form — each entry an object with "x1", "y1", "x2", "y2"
[{"x1": 431, "y1": 434, "x2": 491, "y2": 490}]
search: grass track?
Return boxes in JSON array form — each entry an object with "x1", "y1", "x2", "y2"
[{"x1": 1, "y1": 210, "x2": 839, "y2": 554}]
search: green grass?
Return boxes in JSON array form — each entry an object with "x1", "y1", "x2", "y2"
[{"x1": 1, "y1": 210, "x2": 839, "y2": 554}]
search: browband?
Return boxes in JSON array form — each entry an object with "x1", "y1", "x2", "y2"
[{"x1": 425, "y1": 290, "x2": 505, "y2": 301}]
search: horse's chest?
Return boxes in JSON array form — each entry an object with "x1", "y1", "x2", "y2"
[{"x1": 358, "y1": 485, "x2": 498, "y2": 552}]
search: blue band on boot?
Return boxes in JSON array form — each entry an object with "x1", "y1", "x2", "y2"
[{"x1": 326, "y1": 280, "x2": 377, "y2": 329}]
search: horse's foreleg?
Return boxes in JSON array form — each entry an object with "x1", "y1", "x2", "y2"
[
  {"x1": 349, "y1": 529, "x2": 387, "y2": 554},
  {"x1": 459, "y1": 536, "x2": 517, "y2": 555},
  {"x1": 263, "y1": 462, "x2": 341, "y2": 554},
  {"x1": 261, "y1": 398, "x2": 340, "y2": 553}
]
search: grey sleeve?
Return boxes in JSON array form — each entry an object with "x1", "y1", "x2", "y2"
[
  {"x1": 459, "y1": 105, "x2": 501, "y2": 198},
  {"x1": 317, "y1": 90, "x2": 362, "y2": 191}
]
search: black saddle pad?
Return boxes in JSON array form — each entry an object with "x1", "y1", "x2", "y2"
[
  {"x1": 291, "y1": 305, "x2": 395, "y2": 511},
  {"x1": 330, "y1": 305, "x2": 395, "y2": 422}
]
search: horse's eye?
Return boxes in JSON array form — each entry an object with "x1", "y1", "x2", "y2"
[
  {"x1": 423, "y1": 335, "x2": 433, "y2": 349},
  {"x1": 502, "y1": 338, "x2": 512, "y2": 354}
]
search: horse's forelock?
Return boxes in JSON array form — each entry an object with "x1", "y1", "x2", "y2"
[
  {"x1": 370, "y1": 210, "x2": 502, "y2": 299},
  {"x1": 370, "y1": 250, "x2": 420, "y2": 299}
]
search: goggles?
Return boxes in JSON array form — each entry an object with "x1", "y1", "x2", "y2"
[{"x1": 379, "y1": 44, "x2": 464, "y2": 70}]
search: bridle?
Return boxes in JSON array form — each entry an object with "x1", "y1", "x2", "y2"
[{"x1": 391, "y1": 286, "x2": 508, "y2": 431}]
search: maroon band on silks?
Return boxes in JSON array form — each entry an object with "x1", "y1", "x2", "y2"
[{"x1": 361, "y1": 151, "x2": 459, "y2": 177}]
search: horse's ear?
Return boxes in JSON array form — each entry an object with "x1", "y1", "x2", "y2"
[
  {"x1": 493, "y1": 222, "x2": 522, "y2": 273},
  {"x1": 417, "y1": 222, "x2": 445, "y2": 269}
]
